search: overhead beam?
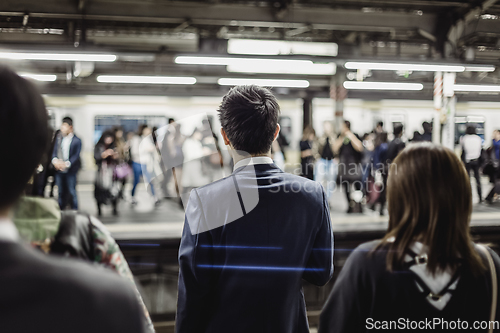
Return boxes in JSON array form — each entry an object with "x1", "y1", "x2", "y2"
[{"x1": 0, "y1": 0, "x2": 438, "y2": 32}]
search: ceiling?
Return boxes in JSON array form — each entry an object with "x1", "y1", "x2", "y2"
[{"x1": 1, "y1": 0, "x2": 500, "y2": 100}]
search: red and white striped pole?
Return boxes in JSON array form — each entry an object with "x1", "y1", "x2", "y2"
[{"x1": 433, "y1": 71, "x2": 443, "y2": 144}]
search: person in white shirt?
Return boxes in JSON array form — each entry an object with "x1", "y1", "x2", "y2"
[
  {"x1": 460, "y1": 126, "x2": 483, "y2": 202},
  {"x1": 51, "y1": 117, "x2": 82, "y2": 209},
  {"x1": 129, "y1": 125, "x2": 160, "y2": 206}
]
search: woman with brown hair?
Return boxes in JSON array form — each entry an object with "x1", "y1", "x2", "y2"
[{"x1": 319, "y1": 142, "x2": 500, "y2": 332}]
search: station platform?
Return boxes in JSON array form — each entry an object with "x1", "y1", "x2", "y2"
[{"x1": 72, "y1": 180, "x2": 500, "y2": 241}]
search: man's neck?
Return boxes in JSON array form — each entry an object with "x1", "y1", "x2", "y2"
[{"x1": 232, "y1": 152, "x2": 271, "y2": 166}]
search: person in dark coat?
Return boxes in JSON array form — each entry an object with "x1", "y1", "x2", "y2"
[
  {"x1": 51, "y1": 116, "x2": 82, "y2": 209},
  {"x1": 300, "y1": 125, "x2": 316, "y2": 180},
  {"x1": 94, "y1": 131, "x2": 119, "y2": 216}
]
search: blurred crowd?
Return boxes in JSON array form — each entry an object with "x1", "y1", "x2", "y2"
[{"x1": 299, "y1": 120, "x2": 500, "y2": 214}]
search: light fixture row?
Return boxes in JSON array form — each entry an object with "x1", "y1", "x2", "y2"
[
  {"x1": 20, "y1": 73, "x2": 500, "y2": 92},
  {"x1": 0, "y1": 50, "x2": 495, "y2": 73},
  {"x1": 22, "y1": 73, "x2": 310, "y2": 87}
]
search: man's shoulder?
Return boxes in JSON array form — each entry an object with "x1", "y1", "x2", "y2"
[
  {"x1": 0, "y1": 242, "x2": 143, "y2": 332},
  {"x1": 10, "y1": 243, "x2": 137, "y2": 306}
]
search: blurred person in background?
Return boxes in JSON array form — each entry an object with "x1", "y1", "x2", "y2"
[
  {"x1": 130, "y1": 125, "x2": 160, "y2": 206},
  {"x1": 94, "y1": 131, "x2": 119, "y2": 216},
  {"x1": 314, "y1": 121, "x2": 337, "y2": 204},
  {"x1": 52, "y1": 116, "x2": 82, "y2": 210},
  {"x1": 361, "y1": 132, "x2": 375, "y2": 196},
  {"x1": 319, "y1": 143, "x2": 499, "y2": 333},
  {"x1": 361, "y1": 132, "x2": 378, "y2": 204},
  {"x1": 369, "y1": 132, "x2": 389, "y2": 216},
  {"x1": 374, "y1": 121, "x2": 385, "y2": 136},
  {"x1": 31, "y1": 127, "x2": 55, "y2": 197},
  {"x1": 420, "y1": 121, "x2": 433, "y2": 142},
  {"x1": 160, "y1": 118, "x2": 176, "y2": 198},
  {"x1": 386, "y1": 124, "x2": 406, "y2": 164},
  {"x1": 334, "y1": 120, "x2": 364, "y2": 213},
  {"x1": 200, "y1": 118, "x2": 225, "y2": 183},
  {"x1": 485, "y1": 129, "x2": 500, "y2": 204},
  {"x1": 113, "y1": 126, "x2": 131, "y2": 199},
  {"x1": 271, "y1": 139, "x2": 286, "y2": 171},
  {"x1": 300, "y1": 125, "x2": 316, "y2": 180},
  {"x1": 410, "y1": 130, "x2": 422, "y2": 142},
  {"x1": 493, "y1": 129, "x2": 500, "y2": 160},
  {"x1": 0, "y1": 66, "x2": 145, "y2": 333},
  {"x1": 461, "y1": 125, "x2": 483, "y2": 202},
  {"x1": 167, "y1": 122, "x2": 186, "y2": 205},
  {"x1": 181, "y1": 128, "x2": 209, "y2": 203},
  {"x1": 39, "y1": 129, "x2": 60, "y2": 198}
]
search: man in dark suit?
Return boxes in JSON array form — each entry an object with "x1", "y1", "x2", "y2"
[
  {"x1": 0, "y1": 66, "x2": 144, "y2": 333},
  {"x1": 52, "y1": 116, "x2": 82, "y2": 209},
  {"x1": 176, "y1": 85, "x2": 334, "y2": 333}
]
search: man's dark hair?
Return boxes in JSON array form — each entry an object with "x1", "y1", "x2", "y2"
[
  {"x1": 466, "y1": 125, "x2": 477, "y2": 135},
  {"x1": 344, "y1": 120, "x2": 351, "y2": 130},
  {"x1": 394, "y1": 125, "x2": 404, "y2": 137},
  {"x1": 218, "y1": 85, "x2": 280, "y2": 155},
  {"x1": 62, "y1": 116, "x2": 73, "y2": 127},
  {"x1": 168, "y1": 118, "x2": 175, "y2": 124},
  {"x1": 377, "y1": 121, "x2": 384, "y2": 128},
  {"x1": 0, "y1": 66, "x2": 49, "y2": 209},
  {"x1": 137, "y1": 124, "x2": 148, "y2": 136}
]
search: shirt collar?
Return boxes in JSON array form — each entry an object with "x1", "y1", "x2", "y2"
[
  {"x1": 233, "y1": 156, "x2": 274, "y2": 172},
  {"x1": 63, "y1": 133, "x2": 74, "y2": 140},
  {"x1": 0, "y1": 218, "x2": 19, "y2": 242}
]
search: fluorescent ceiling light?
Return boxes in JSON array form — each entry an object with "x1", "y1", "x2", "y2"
[
  {"x1": 97, "y1": 75, "x2": 196, "y2": 85},
  {"x1": 228, "y1": 39, "x2": 338, "y2": 57},
  {"x1": 0, "y1": 52, "x2": 116, "y2": 62},
  {"x1": 454, "y1": 84, "x2": 500, "y2": 92},
  {"x1": 343, "y1": 81, "x2": 424, "y2": 91},
  {"x1": 464, "y1": 66, "x2": 496, "y2": 72},
  {"x1": 19, "y1": 73, "x2": 57, "y2": 82},
  {"x1": 218, "y1": 78, "x2": 309, "y2": 88},
  {"x1": 175, "y1": 56, "x2": 336, "y2": 75},
  {"x1": 345, "y1": 62, "x2": 465, "y2": 72}
]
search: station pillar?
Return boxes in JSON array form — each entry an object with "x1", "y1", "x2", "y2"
[
  {"x1": 441, "y1": 72, "x2": 456, "y2": 150},
  {"x1": 303, "y1": 96, "x2": 313, "y2": 130},
  {"x1": 331, "y1": 74, "x2": 347, "y2": 133},
  {"x1": 433, "y1": 71, "x2": 443, "y2": 144}
]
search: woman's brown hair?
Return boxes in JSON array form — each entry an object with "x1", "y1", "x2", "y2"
[{"x1": 380, "y1": 142, "x2": 485, "y2": 275}]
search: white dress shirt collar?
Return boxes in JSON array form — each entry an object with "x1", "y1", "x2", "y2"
[
  {"x1": 0, "y1": 218, "x2": 19, "y2": 242},
  {"x1": 233, "y1": 156, "x2": 274, "y2": 171}
]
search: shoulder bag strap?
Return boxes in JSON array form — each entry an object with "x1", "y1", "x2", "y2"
[{"x1": 478, "y1": 244, "x2": 497, "y2": 333}]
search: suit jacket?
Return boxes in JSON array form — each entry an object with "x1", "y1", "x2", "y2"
[
  {"x1": 176, "y1": 163, "x2": 334, "y2": 333},
  {"x1": 0, "y1": 240, "x2": 145, "y2": 333},
  {"x1": 52, "y1": 134, "x2": 82, "y2": 174}
]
